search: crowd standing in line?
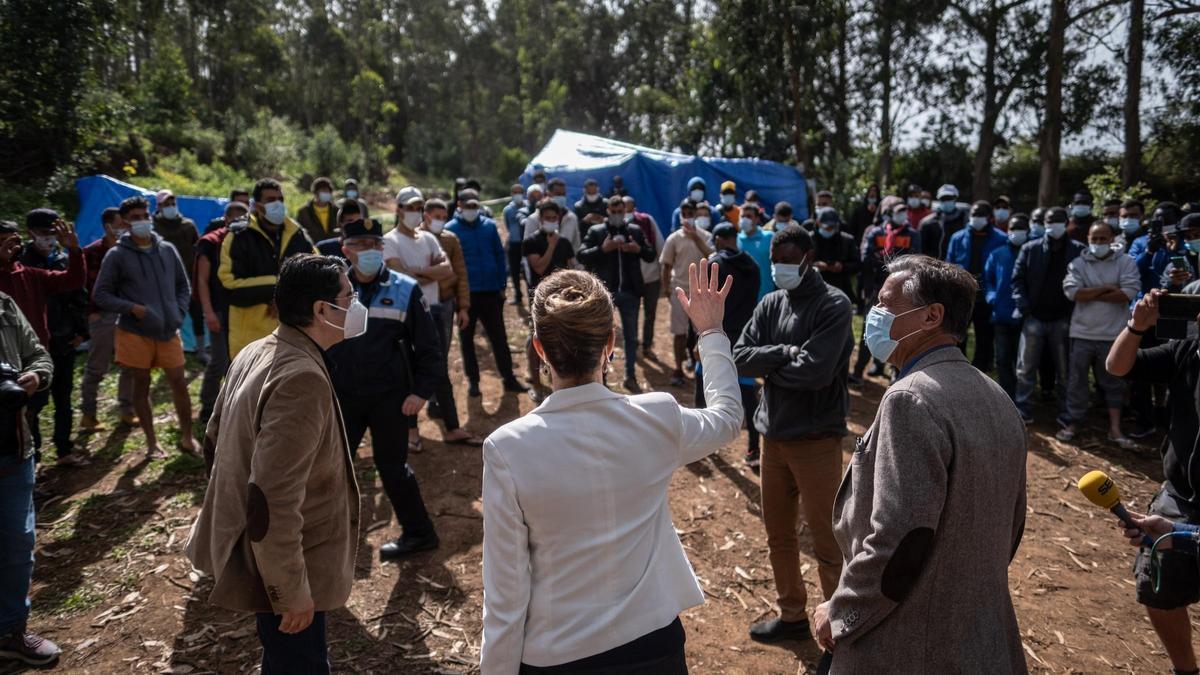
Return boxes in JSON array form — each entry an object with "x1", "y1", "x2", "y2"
[{"x1": 1, "y1": 170, "x2": 1199, "y2": 674}]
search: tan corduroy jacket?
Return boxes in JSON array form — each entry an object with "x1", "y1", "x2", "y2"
[{"x1": 186, "y1": 324, "x2": 360, "y2": 614}]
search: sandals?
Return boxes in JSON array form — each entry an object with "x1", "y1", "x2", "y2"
[{"x1": 408, "y1": 438, "x2": 423, "y2": 454}]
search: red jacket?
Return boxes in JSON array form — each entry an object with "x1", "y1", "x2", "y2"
[{"x1": 0, "y1": 247, "x2": 86, "y2": 345}]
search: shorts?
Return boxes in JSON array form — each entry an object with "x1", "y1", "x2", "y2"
[
  {"x1": 668, "y1": 291, "x2": 690, "y2": 335},
  {"x1": 115, "y1": 329, "x2": 185, "y2": 370},
  {"x1": 1134, "y1": 485, "x2": 1200, "y2": 610}
]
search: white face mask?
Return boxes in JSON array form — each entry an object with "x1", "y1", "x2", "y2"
[
  {"x1": 428, "y1": 219, "x2": 446, "y2": 234},
  {"x1": 695, "y1": 216, "x2": 711, "y2": 230},
  {"x1": 1046, "y1": 222, "x2": 1067, "y2": 239},
  {"x1": 969, "y1": 216, "x2": 990, "y2": 230},
  {"x1": 720, "y1": 194, "x2": 736, "y2": 207},
  {"x1": 317, "y1": 191, "x2": 332, "y2": 203},
  {"x1": 771, "y1": 262, "x2": 807, "y2": 290},
  {"x1": 160, "y1": 205, "x2": 179, "y2": 220},
  {"x1": 402, "y1": 211, "x2": 422, "y2": 229},
  {"x1": 263, "y1": 201, "x2": 287, "y2": 225},
  {"x1": 1089, "y1": 243, "x2": 1112, "y2": 258},
  {"x1": 323, "y1": 296, "x2": 368, "y2": 340},
  {"x1": 33, "y1": 235, "x2": 57, "y2": 252},
  {"x1": 541, "y1": 220, "x2": 560, "y2": 234},
  {"x1": 892, "y1": 211, "x2": 909, "y2": 227},
  {"x1": 131, "y1": 220, "x2": 154, "y2": 238},
  {"x1": 1120, "y1": 218, "x2": 1140, "y2": 235},
  {"x1": 690, "y1": 189, "x2": 705, "y2": 202},
  {"x1": 461, "y1": 209, "x2": 479, "y2": 222},
  {"x1": 585, "y1": 192, "x2": 600, "y2": 202}
]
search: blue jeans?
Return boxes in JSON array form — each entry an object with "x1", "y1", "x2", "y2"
[
  {"x1": 614, "y1": 290, "x2": 640, "y2": 379},
  {"x1": 256, "y1": 611, "x2": 329, "y2": 674},
  {"x1": 0, "y1": 454, "x2": 34, "y2": 634},
  {"x1": 1015, "y1": 316, "x2": 1069, "y2": 417}
]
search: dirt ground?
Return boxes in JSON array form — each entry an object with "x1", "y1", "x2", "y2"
[{"x1": 7, "y1": 294, "x2": 1193, "y2": 674}]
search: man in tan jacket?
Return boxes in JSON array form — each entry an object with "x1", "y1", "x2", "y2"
[{"x1": 187, "y1": 254, "x2": 362, "y2": 673}]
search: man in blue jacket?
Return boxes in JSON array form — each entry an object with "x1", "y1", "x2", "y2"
[
  {"x1": 446, "y1": 189, "x2": 526, "y2": 397},
  {"x1": 983, "y1": 214, "x2": 1030, "y2": 400},
  {"x1": 92, "y1": 196, "x2": 196, "y2": 460},
  {"x1": 946, "y1": 201, "x2": 1007, "y2": 372},
  {"x1": 671, "y1": 176, "x2": 708, "y2": 232},
  {"x1": 327, "y1": 217, "x2": 445, "y2": 559}
]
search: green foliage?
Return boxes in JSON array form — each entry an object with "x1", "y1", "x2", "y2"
[
  {"x1": 233, "y1": 111, "x2": 306, "y2": 179},
  {"x1": 128, "y1": 150, "x2": 255, "y2": 199},
  {"x1": 1083, "y1": 164, "x2": 1154, "y2": 211}
]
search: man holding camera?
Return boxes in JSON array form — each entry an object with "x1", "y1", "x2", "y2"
[
  {"x1": 0, "y1": 291, "x2": 57, "y2": 666},
  {"x1": 1107, "y1": 287, "x2": 1200, "y2": 675}
]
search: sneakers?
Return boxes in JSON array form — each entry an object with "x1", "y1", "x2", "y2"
[
  {"x1": 380, "y1": 531, "x2": 440, "y2": 560},
  {"x1": 745, "y1": 447, "x2": 760, "y2": 470},
  {"x1": 1055, "y1": 426, "x2": 1076, "y2": 442},
  {"x1": 669, "y1": 371, "x2": 685, "y2": 387},
  {"x1": 78, "y1": 413, "x2": 105, "y2": 433},
  {"x1": 0, "y1": 629, "x2": 61, "y2": 666},
  {"x1": 748, "y1": 617, "x2": 811, "y2": 644},
  {"x1": 1109, "y1": 434, "x2": 1138, "y2": 450},
  {"x1": 55, "y1": 453, "x2": 89, "y2": 467}
]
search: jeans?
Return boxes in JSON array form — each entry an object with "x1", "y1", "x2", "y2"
[
  {"x1": 614, "y1": 290, "x2": 640, "y2": 379},
  {"x1": 459, "y1": 291, "x2": 516, "y2": 384},
  {"x1": 79, "y1": 313, "x2": 133, "y2": 416},
  {"x1": 0, "y1": 454, "x2": 34, "y2": 634},
  {"x1": 959, "y1": 296, "x2": 994, "y2": 372},
  {"x1": 640, "y1": 280, "x2": 661, "y2": 349},
  {"x1": 1065, "y1": 338, "x2": 1126, "y2": 424},
  {"x1": 26, "y1": 350, "x2": 76, "y2": 456},
  {"x1": 340, "y1": 390, "x2": 434, "y2": 538},
  {"x1": 761, "y1": 436, "x2": 843, "y2": 622},
  {"x1": 993, "y1": 323, "x2": 1022, "y2": 401},
  {"x1": 428, "y1": 302, "x2": 462, "y2": 430},
  {"x1": 507, "y1": 244, "x2": 525, "y2": 301},
  {"x1": 1015, "y1": 316, "x2": 1070, "y2": 417},
  {"x1": 199, "y1": 313, "x2": 231, "y2": 418},
  {"x1": 256, "y1": 611, "x2": 328, "y2": 674}
]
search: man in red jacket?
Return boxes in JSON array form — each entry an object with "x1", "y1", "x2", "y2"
[{"x1": 0, "y1": 215, "x2": 85, "y2": 347}]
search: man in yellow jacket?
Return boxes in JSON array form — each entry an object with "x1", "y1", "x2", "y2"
[{"x1": 219, "y1": 178, "x2": 317, "y2": 357}]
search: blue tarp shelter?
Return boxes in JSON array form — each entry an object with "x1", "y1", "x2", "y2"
[
  {"x1": 75, "y1": 174, "x2": 227, "y2": 351},
  {"x1": 520, "y1": 130, "x2": 808, "y2": 238},
  {"x1": 75, "y1": 175, "x2": 227, "y2": 246}
]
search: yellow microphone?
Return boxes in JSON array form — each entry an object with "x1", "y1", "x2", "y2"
[{"x1": 1077, "y1": 470, "x2": 1153, "y2": 546}]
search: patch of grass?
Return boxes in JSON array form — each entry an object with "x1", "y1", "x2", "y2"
[
  {"x1": 51, "y1": 585, "x2": 103, "y2": 615},
  {"x1": 167, "y1": 487, "x2": 205, "y2": 509}
]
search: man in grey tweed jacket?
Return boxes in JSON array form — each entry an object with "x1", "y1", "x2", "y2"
[{"x1": 815, "y1": 255, "x2": 1028, "y2": 673}]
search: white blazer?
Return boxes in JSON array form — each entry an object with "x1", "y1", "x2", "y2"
[{"x1": 480, "y1": 332, "x2": 743, "y2": 674}]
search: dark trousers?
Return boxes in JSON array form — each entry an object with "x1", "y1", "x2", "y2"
[
  {"x1": 994, "y1": 322, "x2": 1022, "y2": 401},
  {"x1": 340, "y1": 390, "x2": 434, "y2": 537},
  {"x1": 26, "y1": 350, "x2": 76, "y2": 457},
  {"x1": 959, "y1": 298, "x2": 994, "y2": 372},
  {"x1": 507, "y1": 245, "x2": 525, "y2": 301},
  {"x1": 189, "y1": 296, "x2": 205, "y2": 350},
  {"x1": 519, "y1": 617, "x2": 687, "y2": 674},
  {"x1": 428, "y1": 303, "x2": 461, "y2": 430},
  {"x1": 695, "y1": 374, "x2": 760, "y2": 453},
  {"x1": 256, "y1": 610, "x2": 328, "y2": 674},
  {"x1": 614, "y1": 290, "x2": 640, "y2": 379},
  {"x1": 640, "y1": 281, "x2": 661, "y2": 350},
  {"x1": 1130, "y1": 332, "x2": 1163, "y2": 427},
  {"x1": 199, "y1": 313, "x2": 230, "y2": 418},
  {"x1": 460, "y1": 291, "x2": 515, "y2": 384}
]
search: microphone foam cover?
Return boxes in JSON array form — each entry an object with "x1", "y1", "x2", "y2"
[{"x1": 1078, "y1": 470, "x2": 1121, "y2": 510}]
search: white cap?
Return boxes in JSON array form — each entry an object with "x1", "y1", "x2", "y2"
[
  {"x1": 155, "y1": 189, "x2": 174, "y2": 204},
  {"x1": 395, "y1": 185, "x2": 424, "y2": 206},
  {"x1": 936, "y1": 184, "x2": 958, "y2": 199},
  {"x1": 526, "y1": 183, "x2": 545, "y2": 200}
]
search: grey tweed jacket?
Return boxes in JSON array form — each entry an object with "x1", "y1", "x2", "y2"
[{"x1": 827, "y1": 345, "x2": 1028, "y2": 673}]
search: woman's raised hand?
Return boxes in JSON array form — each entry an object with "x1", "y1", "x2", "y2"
[{"x1": 675, "y1": 261, "x2": 732, "y2": 335}]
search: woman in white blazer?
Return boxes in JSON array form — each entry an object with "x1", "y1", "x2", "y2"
[{"x1": 481, "y1": 263, "x2": 743, "y2": 674}]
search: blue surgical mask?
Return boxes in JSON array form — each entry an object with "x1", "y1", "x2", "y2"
[
  {"x1": 552, "y1": 195, "x2": 567, "y2": 209},
  {"x1": 1046, "y1": 222, "x2": 1067, "y2": 239},
  {"x1": 1089, "y1": 243, "x2": 1111, "y2": 258},
  {"x1": 1186, "y1": 240, "x2": 1200, "y2": 255},
  {"x1": 317, "y1": 191, "x2": 333, "y2": 203},
  {"x1": 1071, "y1": 204, "x2": 1091, "y2": 218},
  {"x1": 355, "y1": 249, "x2": 384, "y2": 276},
  {"x1": 737, "y1": 217, "x2": 752, "y2": 233},
  {"x1": 345, "y1": 189, "x2": 359, "y2": 200},
  {"x1": 819, "y1": 225, "x2": 836, "y2": 239},
  {"x1": 696, "y1": 216, "x2": 711, "y2": 230},
  {"x1": 969, "y1": 216, "x2": 990, "y2": 230},
  {"x1": 690, "y1": 188, "x2": 705, "y2": 202},
  {"x1": 512, "y1": 194, "x2": 525, "y2": 206},
  {"x1": 940, "y1": 200, "x2": 957, "y2": 214},
  {"x1": 1120, "y1": 218, "x2": 1140, "y2": 235},
  {"x1": 864, "y1": 304, "x2": 928, "y2": 362},
  {"x1": 131, "y1": 220, "x2": 154, "y2": 238},
  {"x1": 263, "y1": 201, "x2": 287, "y2": 225},
  {"x1": 771, "y1": 262, "x2": 807, "y2": 290},
  {"x1": 1030, "y1": 223, "x2": 1046, "y2": 239},
  {"x1": 994, "y1": 208, "x2": 1010, "y2": 222},
  {"x1": 160, "y1": 205, "x2": 179, "y2": 220},
  {"x1": 1008, "y1": 230, "x2": 1028, "y2": 246}
]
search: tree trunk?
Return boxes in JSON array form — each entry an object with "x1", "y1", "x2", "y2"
[
  {"x1": 1037, "y1": 0, "x2": 1068, "y2": 206},
  {"x1": 833, "y1": 0, "x2": 853, "y2": 159},
  {"x1": 784, "y1": 7, "x2": 809, "y2": 169},
  {"x1": 1121, "y1": 0, "x2": 1144, "y2": 187},
  {"x1": 973, "y1": 3, "x2": 1001, "y2": 200},
  {"x1": 878, "y1": 20, "x2": 894, "y2": 188}
]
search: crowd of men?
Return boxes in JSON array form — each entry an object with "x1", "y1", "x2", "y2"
[{"x1": 1, "y1": 168, "x2": 1198, "y2": 671}]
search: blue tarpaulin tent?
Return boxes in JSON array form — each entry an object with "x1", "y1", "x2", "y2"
[
  {"x1": 75, "y1": 174, "x2": 227, "y2": 246},
  {"x1": 520, "y1": 130, "x2": 808, "y2": 238},
  {"x1": 75, "y1": 175, "x2": 227, "y2": 351}
]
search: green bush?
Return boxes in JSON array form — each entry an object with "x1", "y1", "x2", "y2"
[{"x1": 128, "y1": 150, "x2": 255, "y2": 199}]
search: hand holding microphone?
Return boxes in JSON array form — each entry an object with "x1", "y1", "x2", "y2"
[
  {"x1": 1120, "y1": 512, "x2": 1176, "y2": 549},
  {"x1": 1077, "y1": 470, "x2": 1154, "y2": 547}
]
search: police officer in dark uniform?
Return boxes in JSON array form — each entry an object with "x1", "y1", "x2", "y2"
[{"x1": 327, "y1": 216, "x2": 445, "y2": 559}]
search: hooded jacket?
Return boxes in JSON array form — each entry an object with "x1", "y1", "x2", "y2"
[
  {"x1": 733, "y1": 269, "x2": 854, "y2": 439},
  {"x1": 671, "y1": 176, "x2": 707, "y2": 232},
  {"x1": 1062, "y1": 248, "x2": 1140, "y2": 341},
  {"x1": 813, "y1": 229, "x2": 861, "y2": 300},
  {"x1": 92, "y1": 233, "x2": 191, "y2": 342},
  {"x1": 153, "y1": 213, "x2": 199, "y2": 279},
  {"x1": 710, "y1": 247, "x2": 760, "y2": 339}
]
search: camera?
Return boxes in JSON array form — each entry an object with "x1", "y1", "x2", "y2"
[
  {"x1": 0, "y1": 362, "x2": 27, "y2": 456},
  {"x1": 1156, "y1": 294, "x2": 1200, "y2": 340}
]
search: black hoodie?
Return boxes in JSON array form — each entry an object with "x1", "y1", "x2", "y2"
[{"x1": 709, "y1": 247, "x2": 760, "y2": 340}]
